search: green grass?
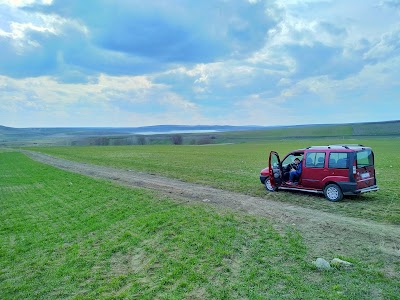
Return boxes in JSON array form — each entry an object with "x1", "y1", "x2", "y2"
[
  {"x1": 215, "y1": 125, "x2": 354, "y2": 142},
  {"x1": 1, "y1": 152, "x2": 399, "y2": 299},
  {"x1": 26, "y1": 137, "x2": 400, "y2": 224}
]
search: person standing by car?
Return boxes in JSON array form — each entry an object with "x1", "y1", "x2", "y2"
[{"x1": 287, "y1": 158, "x2": 302, "y2": 184}]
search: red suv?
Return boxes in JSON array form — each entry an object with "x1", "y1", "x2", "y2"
[{"x1": 259, "y1": 145, "x2": 379, "y2": 201}]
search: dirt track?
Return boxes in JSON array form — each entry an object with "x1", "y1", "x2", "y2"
[{"x1": 23, "y1": 150, "x2": 399, "y2": 269}]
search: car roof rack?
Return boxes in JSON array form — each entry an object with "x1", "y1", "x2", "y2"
[
  {"x1": 306, "y1": 144, "x2": 366, "y2": 150},
  {"x1": 328, "y1": 144, "x2": 365, "y2": 148}
]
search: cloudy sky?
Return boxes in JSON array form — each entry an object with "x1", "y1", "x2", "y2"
[{"x1": 0, "y1": 0, "x2": 399, "y2": 128}]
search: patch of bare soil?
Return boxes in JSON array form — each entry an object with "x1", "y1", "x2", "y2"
[{"x1": 23, "y1": 150, "x2": 400, "y2": 273}]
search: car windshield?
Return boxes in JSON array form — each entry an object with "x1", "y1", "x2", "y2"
[
  {"x1": 282, "y1": 153, "x2": 303, "y2": 166},
  {"x1": 356, "y1": 150, "x2": 374, "y2": 167}
]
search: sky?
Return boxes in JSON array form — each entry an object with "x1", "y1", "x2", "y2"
[{"x1": 0, "y1": 0, "x2": 399, "y2": 128}]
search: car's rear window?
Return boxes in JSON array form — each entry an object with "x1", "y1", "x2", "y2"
[{"x1": 357, "y1": 150, "x2": 374, "y2": 167}]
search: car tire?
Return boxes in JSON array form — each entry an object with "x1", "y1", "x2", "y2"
[
  {"x1": 323, "y1": 184, "x2": 343, "y2": 202},
  {"x1": 265, "y1": 176, "x2": 277, "y2": 192}
]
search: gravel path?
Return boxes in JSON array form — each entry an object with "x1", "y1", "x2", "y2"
[{"x1": 23, "y1": 150, "x2": 400, "y2": 268}]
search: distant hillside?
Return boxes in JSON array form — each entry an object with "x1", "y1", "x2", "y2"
[
  {"x1": 217, "y1": 120, "x2": 400, "y2": 143},
  {"x1": 351, "y1": 120, "x2": 400, "y2": 135},
  {"x1": 1, "y1": 120, "x2": 399, "y2": 147},
  {"x1": 0, "y1": 125, "x2": 265, "y2": 146},
  {"x1": 0, "y1": 124, "x2": 263, "y2": 136}
]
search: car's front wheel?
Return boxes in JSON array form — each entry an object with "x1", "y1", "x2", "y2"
[
  {"x1": 265, "y1": 176, "x2": 277, "y2": 192},
  {"x1": 323, "y1": 184, "x2": 343, "y2": 202}
]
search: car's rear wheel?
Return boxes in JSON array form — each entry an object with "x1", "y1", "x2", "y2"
[
  {"x1": 265, "y1": 176, "x2": 277, "y2": 192},
  {"x1": 323, "y1": 184, "x2": 343, "y2": 202}
]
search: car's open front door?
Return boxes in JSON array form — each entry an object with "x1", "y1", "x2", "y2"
[{"x1": 269, "y1": 151, "x2": 283, "y2": 188}]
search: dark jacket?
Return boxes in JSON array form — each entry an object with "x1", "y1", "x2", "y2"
[{"x1": 295, "y1": 160, "x2": 302, "y2": 175}]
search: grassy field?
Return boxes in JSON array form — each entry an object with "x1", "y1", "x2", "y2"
[
  {"x1": 26, "y1": 137, "x2": 400, "y2": 224},
  {"x1": 214, "y1": 125, "x2": 354, "y2": 142},
  {"x1": 1, "y1": 151, "x2": 399, "y2": 299}
]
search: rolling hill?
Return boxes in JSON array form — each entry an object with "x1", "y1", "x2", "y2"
[{"x1": 1, "y1": 120, "x2": 399, "y2": 147}]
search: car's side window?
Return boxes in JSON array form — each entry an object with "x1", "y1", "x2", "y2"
[
  {"x1": 329, "y1": 152, "x2": 349, "y2": 168},
  {"x1": 305, "y1": 152, "x2": 326, "y2": 168}
]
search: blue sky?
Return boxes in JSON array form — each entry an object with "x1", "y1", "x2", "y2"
[{"x1": 0, "y1": 0, "x2": 399, "y2": 127}]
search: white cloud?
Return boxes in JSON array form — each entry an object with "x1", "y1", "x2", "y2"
[
  {"x1": 0, "y1": 6, "x2": 87, "y2": 55},
  {"x1": 0, "y1": 0, "x2": 52, "y2": 7},
  {"x1": 274, "y1": 53, "x2": 400, "y2": 106},
  {"x1": 0, "y1": 73, "x2": 199, "y2": 125},
  {"x1": 363, "y1": 26, "x2": 400, "y2": 59},
  {"x1": 219, "y1": 93, "x2": 298, "y2": 126}
]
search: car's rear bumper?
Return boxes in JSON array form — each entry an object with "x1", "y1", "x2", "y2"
[
  {"x1": 338, "y1": 182, "x2": 379, "y2": 195},
  {"x1": 354, "y1": 185, "x2": 379, "y2": 194}
]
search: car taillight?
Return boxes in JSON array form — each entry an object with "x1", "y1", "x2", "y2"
[{"x1": 353, "y1": 166, "x2": 356, "y2": 174}]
